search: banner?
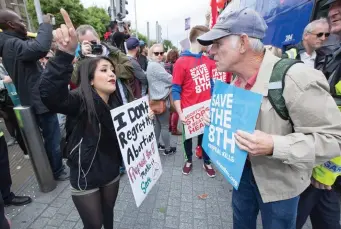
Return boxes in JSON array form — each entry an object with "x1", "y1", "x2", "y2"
[
  {"x1": 202, "y1": 81, "x2": 262, "y2": 189},
  {"x1": 183, "y1": 100, "x2": 211, "y2": 139},
  {"x1": 185, "y1": 17, "x2": 191, "y2": 31},
  {"x1": 111, "y1": 96, "x2": 162, "y2": 207}
]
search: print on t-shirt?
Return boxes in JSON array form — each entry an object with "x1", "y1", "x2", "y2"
[
  {"x1": 212, "y1": 68, "x2": 228, "y2": 82},
  {"x1": 190, "y1": 63, "x2": 211, "y2": 94}
]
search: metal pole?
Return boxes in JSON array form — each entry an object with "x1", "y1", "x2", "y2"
[
  {"x1": 23, "y1": 0, "x2": 32, "y2": 32},
  {"x1": 13, "y1": 106, "x2": 56, "y2": 193},
  {"x1": 110, "y1": 0, "x2": 115, "y2": 21},
  {"x1": 147, "y1": 21, "x2": 150, "y2": 46},
  {"x1": 134, "y1": 0, "x2": 138, "y2": 35},
  {"x1": 33, "y1": 0, "x2": 43, "y2": 24},
  {"x1": 156, "y1": 21, "x2": 159, "y2": 43}
]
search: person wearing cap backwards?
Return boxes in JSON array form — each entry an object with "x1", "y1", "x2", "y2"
[
  {"x1": 126, "y1": 37, "x2": 148, "y2": 98},
  {"x1": 172, "y1": 25, "x2": 216, "y2": 178},
  {"x1": 199, "y1": 7, "x2": 341, "y2": 229}
]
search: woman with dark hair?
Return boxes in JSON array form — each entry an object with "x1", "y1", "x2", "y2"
[
  {"x1": 164, "y1": 50, "x2": 181, "y2": 136},
  {"x1": 39, "y1": 10, "x2": 122, "y2": 229}
]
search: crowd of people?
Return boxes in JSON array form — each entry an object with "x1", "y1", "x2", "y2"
[{"x1": 0, "y1": 0, "x2": 340, "y2": 228}]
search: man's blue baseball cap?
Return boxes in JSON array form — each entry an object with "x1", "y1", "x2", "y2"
[
  {"x1": 197, "y1": 7, "x2": 268, "y2": 46},
  {"x1": 126, "y1": 37, "x2": 140, "y2": 50}
]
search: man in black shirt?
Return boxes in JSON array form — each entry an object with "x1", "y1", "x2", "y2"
[
  {"x1": 0, "y1": 10, "x2": 69, "y2": 182},
  {"x1": 110, "y1": 21, "x2": 130, "y2": 53}
]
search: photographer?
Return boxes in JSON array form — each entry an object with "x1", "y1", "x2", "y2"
[
  {"x1": 72, "y1": 25, "x2": 135, "y2": 103},
  {"x1": 110, "y1": 21, "x2": 130, "y2": 54}
]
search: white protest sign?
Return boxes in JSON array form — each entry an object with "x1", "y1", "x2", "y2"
[
  {"x1": 110, "y1": 96, "x2": 162, "y2": 207},
  {"x1": 183, "y1": 99, "x2": 211, "y2": 139}
]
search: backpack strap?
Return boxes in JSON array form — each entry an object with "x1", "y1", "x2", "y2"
[{"x1": 268, "y1": 58, "x2": 302, "y2": 124}]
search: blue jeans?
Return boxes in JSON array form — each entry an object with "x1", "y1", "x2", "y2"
[
  {"x1": 232, "y1": 162, "x2": 299, "y2": 229},
  {"x1": 37, "y1": 112, "x2": 63, "y2": 178}
]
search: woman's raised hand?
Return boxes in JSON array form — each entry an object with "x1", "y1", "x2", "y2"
[{"x1": 54, "y1": 9, "x2": 78, "y2": 55}]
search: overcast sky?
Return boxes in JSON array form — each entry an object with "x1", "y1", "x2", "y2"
[{"x1": 80, "y1": 0, "x2": 210, "y2": 47}]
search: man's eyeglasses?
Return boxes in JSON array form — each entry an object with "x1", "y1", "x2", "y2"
[
  {"x1": 309, "y1": 32, "x2": 330, "y2": 38},
  {"x1": 154, "y1": 52, "x2": 164, "y2": 56}
]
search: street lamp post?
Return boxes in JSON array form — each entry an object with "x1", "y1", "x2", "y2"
[
  {"x1": 11, "y1": 0, "x2": 33, "y2": 32},
  {"x1": 134, "y1": 0, "x2": 138, "y2": 35}
]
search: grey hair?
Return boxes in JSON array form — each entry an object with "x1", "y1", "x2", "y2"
[
  {"x1": 76, "y1": 25, "x2": 99, "y2": 39},
  {"x1": 303, "y1": 18, "x2": 329, "y2": 38},
  {"x1": 229, "y1": 35, "x2": 264, "y2": 52}
]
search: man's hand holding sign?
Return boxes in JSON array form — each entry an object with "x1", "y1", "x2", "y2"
[
  {"x1": 235, "y1": 130, "x2": 274, "y2": 156},
  {"x1": 203, "y1": 113, "x2": 274, "y2": 156},
  {"x1": 202, "y1": 81, "x2": 262, "y2": 189}
]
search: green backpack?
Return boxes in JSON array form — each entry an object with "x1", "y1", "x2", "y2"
[{"x1": 268, "y1": 58, "x2": 302, "y2": 125}]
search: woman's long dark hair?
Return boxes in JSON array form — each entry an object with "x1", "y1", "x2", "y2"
[{"x1": 76, "y1": 56, "x2": 116, "y2": 122}]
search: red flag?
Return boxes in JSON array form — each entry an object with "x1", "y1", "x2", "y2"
[
  {"x1": 211, "y1": 0, "x2": 218, "y2": 28},
  {"x1": 217, "y1": 0, "x2": 227, "y2": 9}
]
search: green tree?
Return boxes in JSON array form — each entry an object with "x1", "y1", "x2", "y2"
[
  {"x1": 84, "y1": 6, "x2": 110, "y2": 38},
  {"x1": 137, "y1": 32, "x2": 147, "y2": 44},
  {"x1": 162, "y1": 39, "x2": 174, "y2": 52},
  {"x1": 130, "y1": 30, "x2": 148, "y2": 44},
  {"x1": 27, "y1": 0, "x2": 87, "y2": 30},
  {"x1": 149, "y1": 40, "x2": 157, "y2": 46},
  {"x1": 171, "y1": 46, "x2": 178, "y2": 51}
]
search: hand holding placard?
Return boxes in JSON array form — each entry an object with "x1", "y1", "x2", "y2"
[
  {"x1": 234, "y1": 130, "x2": 274, "y2": 156},
  {"x1": 202, "y1": 81, "x2": 262, "y2": 189},
  {"x1": 110, "y1": 96, "x2": 163, "y2": 207},
  {"x1": 203, "y1": 110, "x2": 210, "y2": 126}
]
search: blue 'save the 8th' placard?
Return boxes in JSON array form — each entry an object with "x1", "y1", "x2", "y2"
[{"x1": 202, "y1": 81, "x2": 262, "y2": 189}]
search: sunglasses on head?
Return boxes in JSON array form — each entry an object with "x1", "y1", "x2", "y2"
[
  {"x1": 154, "y1": 52, "x2": 164, "y2": 56},
  {"x1": 311, "y1": 32, "x2": 330, "y2": 38}
]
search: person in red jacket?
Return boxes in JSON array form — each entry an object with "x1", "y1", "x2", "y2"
[{"x1": 172, "y1": 25, "x2": 216, "y2": 178}]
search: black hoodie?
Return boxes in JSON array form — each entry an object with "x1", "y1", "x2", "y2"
[
  {"x1": 0, "y1": 23, "x2": 52, "y2": 114},
  {"x1": 40, "y1": 51, "x2": 123, "y2": 190}
]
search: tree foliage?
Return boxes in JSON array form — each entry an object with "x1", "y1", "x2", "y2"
[
  {"x1": 130, "y1": 30, "x2": 148, "y2": 44},
  {"x1": 84, "y1": 7, "x2": 110, "y2": 37},
  {"x1": 26, "y1": 0, "x2": 110, "y2": 37},
  {"x1": 137, "y1": 32, "x2": 147, "y2": 44},
  {"x1": 149, "y1": 40, "x2": 157, "y2": 46},
  {"x1": 162, "y1": 39, "x2": 174, "y2": 52},
  {"x1": 27, "y1": 0, "x2": 87, "y2": 30}
]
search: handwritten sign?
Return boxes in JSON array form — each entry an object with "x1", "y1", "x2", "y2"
[
  {"x1": 111, "y1": 96, "x2": 162, "y2": 207},
  {"x1": 183, "y1": 100, "x2": 211, "y2": 139},
  {"x1": 202, "y1": 81, "x2": 262, "y2": 189}
]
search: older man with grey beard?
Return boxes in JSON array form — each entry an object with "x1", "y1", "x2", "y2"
[{"x1": 199, "y1": 7, "x2": 341, "y2": 229}]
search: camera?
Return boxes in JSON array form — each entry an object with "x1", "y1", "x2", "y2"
[{"x1": 90, "y1": 41, "x2": 103, "y2": 55}]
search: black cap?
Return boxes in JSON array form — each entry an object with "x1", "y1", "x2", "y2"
[{"x1": 322, "y1": 0, "x2": 338, "y2": 10}]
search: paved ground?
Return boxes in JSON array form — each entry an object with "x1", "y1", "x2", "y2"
[
  {"x1": 0, "y1": 120, "x2": 34, "y2": 193},
  {"x1": 4, "y1": 135, "x2": 321, "y2": 229}
]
